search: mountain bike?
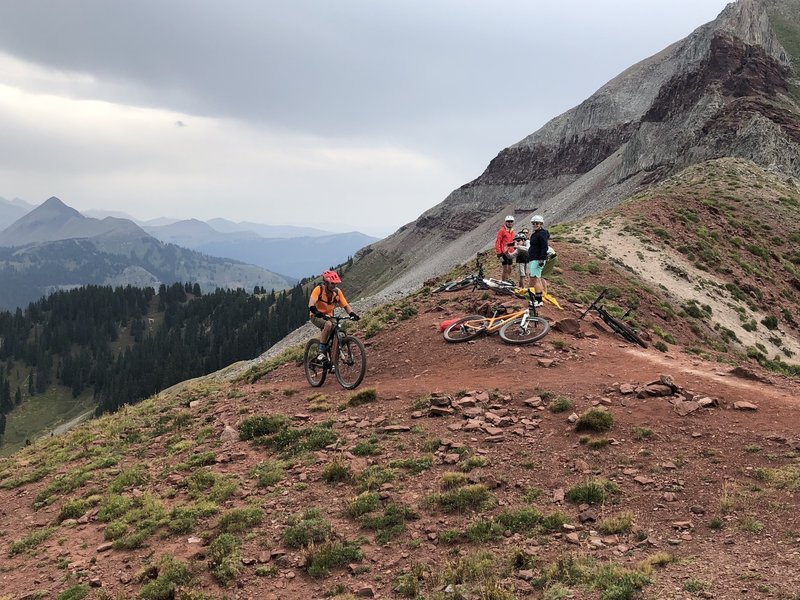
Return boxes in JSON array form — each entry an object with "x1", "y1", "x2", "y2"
[
  {"x1": 579, "y1": 289, "x2": 648, "y2": 348},
  {"x1": 432, "y1": 253, "x2": 517, "y2": 294},
  {"x1": 443, "y1": 290, "x2": 550, "y2": 345},
  {"x1": 304, "y1": 314, "x2": 367, "y2": 389}
]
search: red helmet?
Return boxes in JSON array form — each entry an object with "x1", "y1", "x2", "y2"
[{"x1": 322, "y1": 270, "x2": 341, "y2": 284}]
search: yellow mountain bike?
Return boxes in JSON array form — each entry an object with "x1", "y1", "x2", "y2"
[{"x1": 443, "y1": 290, "x2": 550, "y2": 345}]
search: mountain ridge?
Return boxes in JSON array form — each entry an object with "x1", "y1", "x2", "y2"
[
  {"x1": 0, "y1": 198, "x2": 295, "y2": 310},
  {"x1": 338, "y1": 0, "x2": 800, "y2": 303},
  {"x1": 0, "y1": 197, "x2": 145, "y2": 247}
]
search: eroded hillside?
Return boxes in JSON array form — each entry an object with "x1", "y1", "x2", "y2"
[
  {"x1": 564, "y1": 157, "x2": 800, "y2": 372},
  {"x1": 1, "y1": 231, "x2": 798, "y2": 599}
]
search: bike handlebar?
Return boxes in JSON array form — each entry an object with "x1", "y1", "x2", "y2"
[{"x1": 319, "y1": 313, "x2": 357, "y2": 324}]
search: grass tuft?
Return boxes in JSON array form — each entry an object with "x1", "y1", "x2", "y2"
[
  {"x1": 347, "y1": 388, "x2": 377, "y2": 407},
  {"x1": 575, "y1": 409, "x2": 614, "y2": 432},
  {"x1": 305, "y1": 540, "x2": 363, "y2": 577},
  {"x1": 425, "y1": 484, "x2": 493, "y2": 513},
  {"x1": 565, "y1": 479, "x2": 619, "y2": 505},
  {"x1": 283, "y1": 508, "x2": 332, "y2": 548},
  {"x1": 322, "y1": 458, "x2": 352, "y2": 484}
]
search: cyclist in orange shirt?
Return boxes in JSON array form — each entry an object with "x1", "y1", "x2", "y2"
[{"x1": 308, "y1": 270, "x2": 360, "y2": 363}]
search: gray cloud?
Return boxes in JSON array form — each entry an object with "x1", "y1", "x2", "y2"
[{"x1": 0, "y1": 0, "x2": 731, "y2": 235}]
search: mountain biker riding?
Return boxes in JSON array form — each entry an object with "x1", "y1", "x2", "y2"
[{"x1": 308, "y1": 270, "x2": 360, "y2": 363}]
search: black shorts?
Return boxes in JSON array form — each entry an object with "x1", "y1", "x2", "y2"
[{"x1": 497, "y1": 253, "x2": 513, "y2": 266}]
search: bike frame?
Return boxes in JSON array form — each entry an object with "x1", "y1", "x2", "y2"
[
  {"x1": 324, "y1": 317, "x2": 349, "y2": 365},
  {"x1": 579, "y1": 288, "x2": 647, "y2": 347},
  {"x1": 457, "y1": 291, "x2": 539, "y2": 334}
]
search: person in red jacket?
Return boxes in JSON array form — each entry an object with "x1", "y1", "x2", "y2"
[{"x1": 495, "y1": 215, "x2": 516, "y2": 283}]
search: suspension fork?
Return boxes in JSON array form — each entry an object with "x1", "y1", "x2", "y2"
[{"x1": 330, "y1": 331, "x2": 340, "y2": 360}]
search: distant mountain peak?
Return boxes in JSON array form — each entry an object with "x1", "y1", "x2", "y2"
[
  {"x1": 0, "y1": 197, "x2": 143, "y2": 248},
  {"x1": 34, "y1": 197, "x2": 84, "y2": 218}
]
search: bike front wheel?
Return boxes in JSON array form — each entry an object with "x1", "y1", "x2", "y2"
[
  {"x1": 444, "y1": 279, "x2": 473, "y2": 292},
  {"x1": 603, "y1": 315, "x2": 648, "y2": 348},
  {"x1": 499, "y1": 316, "x2": 550, "y2": 344},
  {"x1": 431, "y1": 280, "x2": 458, "y2": 293},
  {"x1": 304, "y1": 338, "x2": 328, "y2": 387},
  {"x1": 335, "y1": 335, "x2": 367, "y2": 389},
  {"x1": 443, "y1": 315, "x2": 488, "y2": 342}
]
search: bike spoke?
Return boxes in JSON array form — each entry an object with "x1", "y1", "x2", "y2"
[
  {"x1": 499, "y1": 316, "x2": 550, "y2": 344},
  {"x1": 335, "y1": 337, "x2": 367, "y2": 389}
]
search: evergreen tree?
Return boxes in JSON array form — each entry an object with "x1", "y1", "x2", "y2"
[
  {"x1": 0, "y1": 280, "x2": 316, "y2": 417},
  {"x1": 0, "y1": 375, "x2": 11, "y2": 414}
]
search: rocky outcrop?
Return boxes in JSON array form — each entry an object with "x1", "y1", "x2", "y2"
[{"x1": 345, "y1": 0, "x2": 800, "y2": 299}]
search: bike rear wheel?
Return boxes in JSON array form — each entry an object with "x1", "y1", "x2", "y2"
[
  {"x1": 334, "y1": 335, "x2": 367, "y2": 389},
  {"x1": 603, "y1": 314, "x2": 648, "y2": 348},
  {"x1": 443, "y1": 315, "x2": 488, "y2": 342},
  {"x1": 304, "y1": 338, "x2": 328, "y2": 387},
  {"x1": 499, "y1": 316, "x2": 550, "y2": 344}
]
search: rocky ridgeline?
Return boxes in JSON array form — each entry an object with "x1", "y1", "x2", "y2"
[{"x1": 343, "y1": 0, "x2": 800, "y2": 301}]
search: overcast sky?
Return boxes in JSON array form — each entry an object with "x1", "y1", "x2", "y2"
[{"x1": 0, "y1": 1, "x2": 731, "y2": 237}]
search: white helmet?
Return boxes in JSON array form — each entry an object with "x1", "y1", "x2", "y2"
[
  {"x1": 504, "y1": 215, "x2": 515, "y2": 222},
  {"x1": 531, "y1": 215, "x2": 544, "y2": 223}
]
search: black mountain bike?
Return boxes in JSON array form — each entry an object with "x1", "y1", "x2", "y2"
[
  {"x1": 580, "y1": 289, "x2": 648, "y2": 348},
  {"x1": 304, "y1": 314, "x2": 367, "y2": 389}
]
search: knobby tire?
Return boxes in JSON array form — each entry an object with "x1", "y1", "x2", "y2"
[
  {"x1": 498, "y1": 316, "x2": 550, "y2": 344},
  {"x1": 443, "y1": 315, "x2": 488, "y2": 342},
  {"x1": 444, "y1": 279, "x2": 473, "y2": 292},
  {"x1": 603, "y1": 314, "x2": 648, "y2": 348},
  {"x1": 304, "y1": 338, "x2": 328, "y2": 387},
  {"x1": 335, "y1": 335, "x2": 367, "y2": 389},
  {"x1": 432, "y1": 280, "x2": 460, "y2": 293}
]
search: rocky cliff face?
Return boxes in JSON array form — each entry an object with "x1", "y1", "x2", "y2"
[{"x1": 344, "y1": 0, "x2": 800, "y2": 299}]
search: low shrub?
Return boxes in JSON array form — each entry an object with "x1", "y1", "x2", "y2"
[
  {"x1": 322, "y1": 459, "x2": 352, "y2": 484},
  {"x1": 238, "y1": 414, "x2": 290, "y2": 440},
  {"x1": 305, "y1": 540, "x2": 363, "y2": 578},
  {"x1": 425, "y1": 484, "x2": 492, "y2": 513},
  {"x1": 208, "y1": 533, "x2": 240, "y2": 586},
  {"x1": 549, "y1": 396, "x2": 573, "y2": 413},
  {"x1": 347, "y1": 388, "x2": 377, "y2": 407},
  {"x1": 283, "y1": 509, "x2": 332, "y2": 548},
  {"x1": 565, "y1": 479, "x2": 619, "y2": 505},
  {"x1": 575, "y1": 409, "x2": 614, "y2": 432},
  {"x1": 217, "y1": 507, "x2": 263, "y2": 534}
]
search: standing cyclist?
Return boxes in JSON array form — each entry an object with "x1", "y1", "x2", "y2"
[
  {"x1": 528, "y1": 215, "x2": 549, "y2": 307},
  {"x1": 308, "y1": 270, "x2": 360, "y2": 363},
  {"x1": 514, "y1": 226, "x2": 531, "y2": 288},
  {"x1": 495, "y1": 215, "x2": 516, "y2": 284}
]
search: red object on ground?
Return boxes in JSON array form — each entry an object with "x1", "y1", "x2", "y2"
[{"x1": 438, "y1": 318, "x2": 459, "y2": 333}]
